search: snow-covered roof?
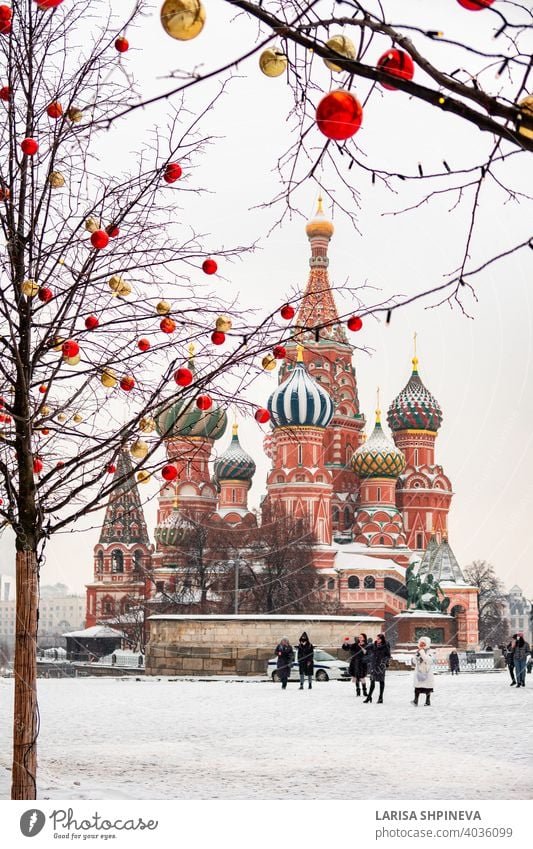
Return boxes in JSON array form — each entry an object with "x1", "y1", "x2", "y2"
[
  {"x1": 396, "y1": 610, "x2": 453, "y2": 619},
  {"x1": 147, "y1": 613, "x2": 384, "y2": 622},
  {"x1": 332, "y1": 544, "x2": 406, "y2": 576},
  {"x1": 63, "y1": 625, "x2": 125, "y2": 639}
]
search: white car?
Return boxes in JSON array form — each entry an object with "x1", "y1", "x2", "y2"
[{"x1": 267, "y1": 649, "x2": 350, "y2": 682}]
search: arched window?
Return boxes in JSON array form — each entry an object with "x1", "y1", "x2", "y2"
[
  {"x1": 276, "y1": 475, "x2": 284, "y2": 483},
  {"x1": 332, "y1": 505, "x2": 340, "y2": 524},
  {"x1": 344, "y1": 506, "x2": 351, "y2": 528},
  {"x1": 348, "y1": 576, "x2": 359, "y2": 590},
  {"x1": 96, "y1": 551, "x2": 104, "y2": 572},
  {"x1": 364, "y1": 575, "x2": 375, "y2": 589},
  {"x1": 416, "y1": 533, "x2": 424, "y2": 550},
  {"x1": 377, "y1": 487, "x2": 381, "y2": 501},
  {"x1": 414, "y1": 448, "x2": 419, "y2": 466},
  {"x1": 133, "y1": 550, "x2": 143, "y2": 571},
  {"x1": 102, "y1": 597, "x2": 114, "y2": 615},
  {"x1": 297, "y1": 445, "x2": 303, "y2": 465},
  {"x1": 316, "y1": 475, "x2": 323, "y2": 483},
  {"x1": 327, "y1": 578, "x2": 335, "y2": 590},
  {"x1": 111, "y1": 550, "x2": 124, "y2": 573},
  {"x1": 379, "y1": 535, "x2": 385, "y2": 545}
]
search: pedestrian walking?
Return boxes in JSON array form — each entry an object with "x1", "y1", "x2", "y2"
[
  {"x1": 505, "y1": 636, "x2": 517, "y2": 685},
  {"x1": 297, "y1": 632, "x2": 314, "y2": 690},
  {"x1": 275, "y1": 637, "x2": 294, "y2": 690},
  {"x1": 513, "y1": 634, "x2": 530, "y2": 688},
  {"x1": 412, "y1": 636, "x2": 435, "y2": 706},
  {"x1": 342, "y1": 633, "x2": 369, "y2": 697},
  {"x1": 448, "y1": 649, "x2": 460, "y2": 675},
  {"x1": 363, "y1": 634, "x2": 390, "y2": 704}
]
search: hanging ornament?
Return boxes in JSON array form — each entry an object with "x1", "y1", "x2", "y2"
[
  {"x1": 120, "y1": 375, "x2": 135, "y2": 392},
  {"x1": 39, "y1": 385, "x2": 47, "y2": 394},
  {"x1": 160, "y1": 317, "x2": 176, "y2": 334},
  {"x1": 62, "y1": 339, "x2": 79, "y2": 358},
  {"x1": 101, "y1": 368, "x2": 117, "y2": 388},
  {"x1": 0, "y1": 184, "x2": 9, "y2": 200},
  {"x1": 161, "y1": 0, "x2": 206, "y2": 41},
  {"x1": 72, "y1": 413, "x2": 83, "y2": 424},
  {"x1": 51, "y1": 337, "x2": 64, "y2": 351},
  {"x1": 254, "y1": 408, "x2": 271, "y2": 424},
  {"x1": 91, "y1": 230, "x2": 109, "y2": 250},
  {"x1": 21, "y1": 280, "x2": 39, "y2": 297},
  {"x1": 456, "y1": 0, "x2": 494, "y2": 9},
  {"x1": 174, "y1": 367, "x2": 193, "y2": 386},
  {"x1": 41, "y1": 428, "x2": 50, "y2": 435},
  {"x1": 376, "y1": 49, "x2": 415, "y2": 90},
  {"x1": 196, "y1": 394, "x2": 212, "y2": 410},
  {"x1": 215, "y1": 315, "x2": 232, "y2": 332},
  {"x1": 316, "y1": 90, "x2": 363, "y2": 140},
  {"x1": 115, "y1": 36, "x2": 129, "y2": 52},
  {"x1": 108, "y1": 275, "x2": 131, "y2": 296},
  {"x1": 347, "y1": 316, "x2": 363, "y2": 332},
  {"x1": 21, "y1": 138, "x2": 39, "y2": 156},
  {"x1": 85, "y1": 217, "x2": 100, "y2": 233},
  {"x1": 130, "y1": 439, "x2": 149, "y2": 459},
  {"x1": 259, "y1": 48, "x2": 287, "y2": 78},
  {"x1": 517, "y1": 96, "x2": 533, "y2": 140},
  {"x1": 280, "y1": 304, "x2": 295, "y2": 320},
  {"x1": 161, "y1": 464, "x2": 178, "y2": 481},
  {"x1": 48, "y1": 171, "x2": 65, "y2": 188},
  {"x1": 34, "y1": 1, "x2": 66, "y2": 8},
  {"x1": 85, "y1": 315, "x2": 99, "y2": 330},
  {"x1": 33, "y1": 458, "x2": 43, "y2": 474},
  {"x1": 163, "y1": 163, "x2": 182, "y2": 183},
  {"x1": 273, "y1": 345, "x2": 286, "y2": 359},
  {"x1": 107, "y1": 225, "x2": 120, "y2": 238},
  {"x1": 211, "y1": 330, "x2": 225, "y2": 345},
  {"x1": 64, "y1": 354, "x2": 81, "y2": 366},
  {"x1": 56, "y1": 461, "x2": 64, "y2": 468},
  {"x1": 137, "y1": 470, "x2": 151, "y2": 484},
  {"x1": 67, "y1": 107, "x2": 83, "y2": 123},
  {"x1": 139, "y1": 416, "x2": 155, "y2": 434},
  {"x1": 324, "y1": 35, "x2": 356, "y2": 72},
  {"x1": 39, "y1": 405, "x2": 51, "y2": 416},
  {"x1": 107, "y1": 463, "x2": 116, "y2": 474},
  {"x1": 202, "y1": 258, "x2": 217, "y2": 275},
  {"x1": 262, "y1": 354, "x2": 277, "y2": 371},
  {"x1": 156, "y1": 300, "x2": 171, "y2": 315},
  {"x1": 56, "y1": 413, "x2": 67, "y2": 423},
  {"x1": 0, "y1": 86, "x2": 10, "y2": 101},
  {"x1": 37, "y1": 286, "x2": 53, "y2": 303},
  {"x1": 137, "y1": 338, "x2": 151, "y2": 352},
  {"x1": 46, "y1": 101, "x2": 63, "y2": 119}
]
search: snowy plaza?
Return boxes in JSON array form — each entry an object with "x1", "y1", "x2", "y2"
[{"x1": 1, "y1": 671, "x2": 531, "y2": 801}]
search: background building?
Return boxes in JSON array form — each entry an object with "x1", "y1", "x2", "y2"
[{"x1": 502, "y1": 585, "x2": 532, "y2": 643}]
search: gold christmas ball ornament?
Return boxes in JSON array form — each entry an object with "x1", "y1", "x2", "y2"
[
  {"x1": 67, "y1": 107, "x2": 83, "y2": 123},
  {"x1": 130, "y1": 439, "x2": 149, "y2": 459},
  {"x1": 101, "y1": 368, "x2": 117, "y2": 388},
  {"x1": 85, "y1": 217, "x2": 100, "y2": 233},
  {"x1": 21, "y1": 279, "x2": 39, "y2": 297},
  {"x1": 64, "y1": 354, "x2": 81, "y2": 365},
  {"x1": 215, "y1": 315, "x2": 232, "y2": 332},
  {"x1": 39, "y1": 405, "x2": 51, "y2": 416},
  {"x1": 48, "y1": 171, "x2": 65, "y2": 189},
  {"x1": 156, "y1": 300, "x2": 171, "y2": 315},
  {"x1": 259, "y1": 47, "x2": 288, "y2": 78},
  {"x1": 72, "y1": 413, "x2": 83, "y2": 424},
  {"x1": 108, "y1": 275, "x2": 131, "y2": 297},
  {"x1": 56, "y1": 413, "x2": 67, "y2": 423},
  {"x1": 161, "y1": 0, "x2": 206, "y2": 41},
  {"x1": 517, "y1": 95, "x2": 533, "y2": 140},
  {"x1": 262, "y1": 353, "x2": 277, "y2": 371},
  {"x1": 139, "y1": 416, "x2": 156, "y2": 434},
  {"x1": 323, "y1": 35, "x2": 356, "y2": 72},
  {"x1": 137, "y1": 470, "x2": 151, "y2": 484},
  {"x1": 52, "y1": 337, "x2": 65, "y2": 351}
]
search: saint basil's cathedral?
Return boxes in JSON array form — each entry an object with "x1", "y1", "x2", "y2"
[{"x1": 85, "y1": 201, "x2": 479, "y2": 648}]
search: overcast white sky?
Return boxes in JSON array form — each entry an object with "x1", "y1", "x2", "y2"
[{"x1": 1, "y1": 0, "x2": 531, "y2": 599}]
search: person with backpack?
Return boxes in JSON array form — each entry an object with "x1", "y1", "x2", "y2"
[{"x1": 274, "y1": 637, "x2": 294, "y2": 690}]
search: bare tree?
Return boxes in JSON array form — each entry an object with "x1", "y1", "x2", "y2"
[{"x1": 464, "y1": 560, "x2": 508, "y2": 645}]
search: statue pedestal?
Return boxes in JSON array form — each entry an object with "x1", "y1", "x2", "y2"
[{"x1": 388, "y1": 610, "x2": 456, "y2": 650}]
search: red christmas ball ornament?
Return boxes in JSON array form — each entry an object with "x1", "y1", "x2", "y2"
[
  {"x1": 273, "y1": 345, "x2": 286, "y2": 359},
  {"x1": 161, "y1": 464, "x2": 178, "y2": 482},
  {"x1": 33, "y1": 458, "x2": 43, "y2": 474},
  {"x1": 115, "y1": 36, "x2": 129, "y2": 53},
  {"x1": 39, "y1": 385, "x2": 47, "y2": 393},
  {"x1": 90, "y1": 229, "x2": 109, "y2": 250},
  {"x1": 196, "y1": 395, "x2": 212, "y2": 411},
  {"x1": 37, "y1": 286, "x2": 53, "y2": 303},
  {"x1": 347, "y1": 315, "x2": 363, "y2": 332},
  {"x1": 174, "y1": 367, "x2": 193, "y2": 387},
  {"x1": 280, "y1": 304, "x2": 295, "y2": 320},
  {"x1": 211, "y1": 330, "x2": 225, "y2": 345},
  {"x1": 163, "y1": 162, "x2": 182, "y2": 184},
  {"x1": 316, "y1": 90, "x2": 363, "y2": 140},
  {"x1": 254, "y1": 408, "x2": 270, "y2": 424},
  {"x1": 120, "y1": 375, "x2": 135, "y2": 392},
  {"x1": 46, "y1": 101, "x2": 63, "y2": 119},
  {"x1": 107, "y1": 463, "x2": 116, "y2": 474},
  {"x1": 41, "y1": 428, "x2": 50, "y2": 435},
  {"x1": 0, "y1": 5, "x2": 11, "y2": 20},
  {"x1": 56, "y1": 461, "x2": 65, "y2": 469},
  {"x1": 0, "y1": 20, "x2": 10, "y2": 35},
  {"x1": 107, "y1": 225, "x2": 120, "y2": 238},
  {"x1": 85, "y1": 314, "x2": 99, "y2": 330},
  {"x1": 34, "y1": 0, "x2": 66, "y2": 9},
  {"x1": 62, "y1": 339, "x2": 79, "y2": 358},
  {"x1": 202, "y1": 258, "x2": 217, "y2": 275},
  {"x1": 21, "y1": 137, "x2": 39, "y2": 156},
  {"x1": 0, "y1": 86, "x2": 10, "y2": 101},
  {"x1": 137, "y1": 338, "x2": 151, "y2": 352},
  {"x1": 457, "y1": 0, "x2": 494, "y2": 9},
  {"x1": 160, "y1": 317, "x2": 176, "y2": 334},
  {"x1": 376, "y1": 49, "x2": 415, "y2": 91}
]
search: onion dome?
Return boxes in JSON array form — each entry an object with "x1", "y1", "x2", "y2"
[
  {"x1": 387, "y1": 346, "x2": 442, "y2": 433},
  {"x1": 352, "y1": 406, "x2": 406, "y2": 479},
  {"x1": 305, "y1": 195, "x2": 334, "y2": 239},
  {"x1": 155, "y1": 344, "x2": 227, "y2": 441},
  {"x1": 267, "y1": 346, "x2": 334, "y2": 429},
  {"x1": 214, "y1": 422, "x2": 256, "y2": 484},
  {"x1": 154, "y1": 508, "x2": 196, "y2": 548}
]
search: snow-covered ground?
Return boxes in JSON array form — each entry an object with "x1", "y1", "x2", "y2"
[{"x1": 0, "y1": 671, "x2": 531, "y2": 800}]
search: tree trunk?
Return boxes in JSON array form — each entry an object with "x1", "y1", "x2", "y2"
[{"x1": 11, "y1": 549, "x2": 39, "y2": 800}]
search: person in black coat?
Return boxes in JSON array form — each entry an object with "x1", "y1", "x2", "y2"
[
  {"x1": 297, "y1": 632, "x2": 314, "y2": 690},
  {"x1": 363, "y1": 634, "x2": 391, "y2": 704},
  {"x1": 275, "y1": 637, "x2": 294, "y2": 690},
  {"x1": 505, "y1": 636, "x2": 517, "y2": 686},
  {"x1": 448, "y1": 649, "x2": 460, "y2": 675},
  {"x1": 342, "y1": 633, "x2": 369, "y2": 697}
]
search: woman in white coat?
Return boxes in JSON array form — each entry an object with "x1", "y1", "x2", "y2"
[{"x1": 411, "y1": 636, "x2": 435, "y2": 706}]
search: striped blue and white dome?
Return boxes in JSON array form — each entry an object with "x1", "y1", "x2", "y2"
[{"x1": 267, "y1": 350, "x2": 334, "y2": 429}]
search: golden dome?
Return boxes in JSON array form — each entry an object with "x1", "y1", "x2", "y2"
[{"x1": 305, "y1": 196, "x2": 334, "y2": 239}]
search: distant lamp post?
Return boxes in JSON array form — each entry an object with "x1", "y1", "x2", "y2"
[
  {"x1": 334, "y1": 567, "x2": 342, "y2": 611},
  {"x1": 233, "y1": 559, "x2": 246, "y2": 615}
]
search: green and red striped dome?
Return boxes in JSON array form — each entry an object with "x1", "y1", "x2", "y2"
[{"x1": 387, "y1": 358, "x2": 442, "y2": 433}]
